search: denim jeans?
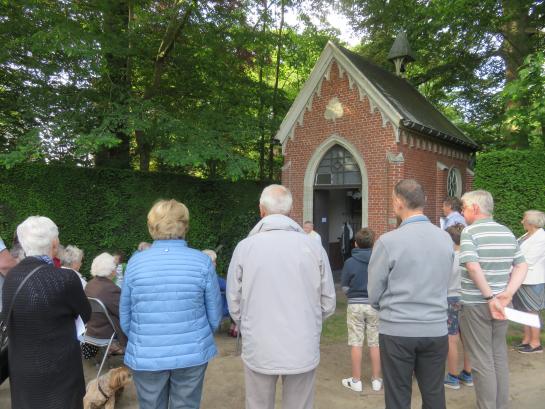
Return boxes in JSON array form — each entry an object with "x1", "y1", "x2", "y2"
[{"x1": 132, "y1": 363, "x2": 208, "y2": 409}]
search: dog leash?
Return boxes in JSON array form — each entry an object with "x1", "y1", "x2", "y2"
[{"x1": 97, "y1": 378, "x2": 109, "y2": 401}]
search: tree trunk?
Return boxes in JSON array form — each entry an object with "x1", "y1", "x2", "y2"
[
  {"x1": 136, "y1": 0, "x2": 197, "y2": 171},
  {"x1": 267, "y1": 0, "x2": 285, "y2": 180},
  {"x1": 257, "y1": 1, "x2": 268, "y2": 181},
  {"x1": 95, "y1": 0, "x2": 132, "y2": 168},
  {"x1": 500, "y1": 0, "x2": 533, "y2": 148}
]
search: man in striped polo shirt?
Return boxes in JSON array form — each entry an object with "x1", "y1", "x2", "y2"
[{"x1": 459, "y1": 190, "x2": 528, "y2": 409}]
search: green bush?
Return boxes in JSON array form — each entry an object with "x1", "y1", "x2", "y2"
[
  {"x1": 0, "y1": 164, "x2": 264, "y2": 277},
  {"x1": 474, "y1": 149, "x2": 545, "y2": 236}
]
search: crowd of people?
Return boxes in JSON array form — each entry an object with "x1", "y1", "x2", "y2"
[{"x1": 0, "y1": 180, "x2": 543, "y2": 409}]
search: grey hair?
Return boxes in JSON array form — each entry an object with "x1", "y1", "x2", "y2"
[
  {"x1": 259, "y1": 184, "x2": 293, "y2": 216},
  {"x1": 90, "y1": 252, "x2": 117, "y2": 277},
  {"x1": 524, "y1": 210, "x2": 545, "y2": 228},
  {"x1": 461, "y1": 190, "x2": 494, "y2": 216},
  {"x1": 462, "y1": 190, "x2": 494, "y2": 216},
  {"x1": 16, "y1": 216, "x2": 59, "y2": 257},
  {"x1": 60, "y1": 245, "x2": 84, "y2": 268}
]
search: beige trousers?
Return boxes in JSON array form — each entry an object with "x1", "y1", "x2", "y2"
[{"x1": 244, "y1": 365, "x2": 316, "y2": 409}]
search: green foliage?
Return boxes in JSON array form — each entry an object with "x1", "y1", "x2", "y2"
[
  {"x1": 502, "y1": 52, "x2": 545, "y2": 149},
  {"x1": 337, "y1": 0, "x2": 545, "y2": 149},
  {"x1": 474, "y1": 149, "x2": 545, "y2": 236},
  {"x1": 0, "y1": 164, "x2": 263, "y2": 277},
  {"x1": 0, "y1": 0, "x2": 338, "y2": 179}
]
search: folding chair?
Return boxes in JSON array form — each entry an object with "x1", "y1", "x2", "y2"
[{"x1": 83, "y1": 297, "x2": 121, "y2": 379}]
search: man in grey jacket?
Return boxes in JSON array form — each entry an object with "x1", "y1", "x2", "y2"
[
  {"x1": 227, "y1": 184, "x2": 336, "y2": 409},
  {"x1": 368, "y1": 179, "x2": 454, "y2": 409}
]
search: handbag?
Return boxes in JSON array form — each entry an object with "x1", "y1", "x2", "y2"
[{"x1": 0, "y1": 265, "x2": 45, "y2": 384}]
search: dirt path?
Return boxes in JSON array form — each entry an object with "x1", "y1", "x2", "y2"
[{"x1": 1, "y1": 333, "x2": 544, "y2": 408}]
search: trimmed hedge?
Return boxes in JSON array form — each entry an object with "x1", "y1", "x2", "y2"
[
  {"x1": 0, "y1": 164, "x2": 264, "y2": 277},
  {"x1": 474, "y1": 149, "x2": 545, "y2": 237}
]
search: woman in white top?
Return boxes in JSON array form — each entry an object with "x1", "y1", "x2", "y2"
[{"x1": 513, "y1": 210, "x2": 545, "y2": 354}]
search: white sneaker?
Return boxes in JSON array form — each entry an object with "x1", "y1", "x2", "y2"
[
  {"x1": 371, "y1": 377, "x2": 383, "y2": 391},
  {"x1": 342, "y1": 377, "x2": 363, "y2": 392}
]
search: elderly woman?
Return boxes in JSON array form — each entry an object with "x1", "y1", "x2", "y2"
[
  {"x1": 120, "y1": 199, "x2": 222, "y2": 409},
  {"x1": 85, "y1": 252, "x2": 127, "y2": 353},
  {"x1": 513, "y1": 210, "x2": 545, "y2": 354},
  {"x1": 60, "y1": 244, "x2": 87, "y2": 288},
  {"x1": 1, "y1": 216, "x2": 91, "y2": 408}
]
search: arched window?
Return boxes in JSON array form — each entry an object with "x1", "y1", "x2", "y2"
[
  {"x1": 447, "y1": 167, "x2": 462, "y2": 198},
  {"x1": 315, "y1": 145, "x2": 361, "y2": 186}
]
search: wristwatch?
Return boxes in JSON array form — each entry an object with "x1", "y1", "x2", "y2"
[{"x1": 483, "y1": 294, "x2": 495, "y2": 301}]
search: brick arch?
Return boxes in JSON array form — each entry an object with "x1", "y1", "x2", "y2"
[{"x1": 303, "y1": 134, "x2": 369, "y2": 227}]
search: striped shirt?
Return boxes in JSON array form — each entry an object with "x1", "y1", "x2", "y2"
[{"x1": 460, "y1": 218, "x2": 525, "y2": 304}]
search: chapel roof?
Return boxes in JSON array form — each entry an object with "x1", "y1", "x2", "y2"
[{"x1": 337, "y1": 45, "x2": 478, "y2": 149}]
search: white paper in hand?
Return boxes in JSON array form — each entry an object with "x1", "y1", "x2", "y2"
[
  {"x1": 75, "y1": 316, "x2": 86, "y2": 341},
  {"x1": 505, "y1": 307, "x2": 541, "y2": 328}
]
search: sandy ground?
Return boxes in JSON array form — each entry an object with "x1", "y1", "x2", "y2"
[{"x1": 1, "y1": 332, "x2": 544, "y2": 409}]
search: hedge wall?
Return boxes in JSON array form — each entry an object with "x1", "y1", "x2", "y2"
[
  {"x1": 474, "y1": 149, "x2": 545, "y2": 237},
  {"x1": 0, "y1": 164, "x2": 264, "y2": 277}
]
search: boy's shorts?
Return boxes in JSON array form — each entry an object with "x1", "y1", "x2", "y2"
[
  {"x1": 346, "y1": 303, "x2": 379, "y2": 347},
  {"x1": 447, "y1": 296, "x2": 462, "y2": 335}
]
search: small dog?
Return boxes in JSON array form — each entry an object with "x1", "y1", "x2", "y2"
[{"x1": 83, "y1": 366, "x2": 132, "y2": 409}]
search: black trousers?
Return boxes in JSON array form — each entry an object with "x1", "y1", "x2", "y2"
[{"x1": 380, "y1": 333, "x2": 448, "y2": 409}]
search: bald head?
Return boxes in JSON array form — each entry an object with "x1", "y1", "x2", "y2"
[{"x1": 259, "y1": 184, "x2": 293, "y2": 216}]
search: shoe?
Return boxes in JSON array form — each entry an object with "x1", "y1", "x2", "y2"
[
  {"x1": 444, "y1": 373, "x2": 461, "y2": 390},
  {"x1": 371, "y1": 377, "x2": 383, "y2": 391},
  {"x1": 515, "y1": 343, "x2": 530, "y2": 350},
  {"x1": 342, "y1": 377, "x2": 362, "y2": 392},
  {"x1": 458, "y1": 370, "x2": 473, "y2": 387},
  {"x1": 518, "y1": 345, "x2": 543, "y2": 354}
]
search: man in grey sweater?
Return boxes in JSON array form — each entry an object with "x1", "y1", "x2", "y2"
[{"x1": 369, "y1": 179, "x2": 454, "y2": 409}]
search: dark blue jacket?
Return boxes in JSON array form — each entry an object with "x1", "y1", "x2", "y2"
[{"x1": 341, "y1": 247, "x2": 372, "y2": 302}]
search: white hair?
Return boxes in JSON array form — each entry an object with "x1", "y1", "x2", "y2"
[
  {"x1": 60, "y1": 245, "x2": 84, "y2": 268},
  {"x1": 16, "y1": 216, "x2": 59, "y2": 257},
  {"x1": 202, "y1": 249, "x2": 217, "y2": 262},
  {"x1": 462, "y1": 190, "x2": 494, "y2": 216},
  {"x1": 259, "y1": 184, "x2": 293, "y2": 216},
  {"x1": 90, "y1": 252, "x2": 117, "y2": 277},
  {"x1": 524, "y1": 210, "x2": 545, "y2": 228},
  {"x1": 138, "y1": 242, "x2": 151, "y2": 251}
]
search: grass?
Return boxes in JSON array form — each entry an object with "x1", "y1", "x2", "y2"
[
  {"x1": 321, "y1": 296, "x2": 545, "y2": 345},
  {"x1": 321, "y1": 296, "x2": 348, "y2": 344}
]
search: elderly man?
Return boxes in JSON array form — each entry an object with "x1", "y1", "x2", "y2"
[
  {"x1": 227, "y1": 184, "x2": 336, "y2": 409},
  {"x1": 368, "y1": 179, "x2": 454, "y2": 409},
  {"x1": 459, "y1": 190, "x2": 528, "y2": 409},
  {"x1": 303, "y1": 221, "x2": 322, "y2": 245},
  {"x1": 443, "y1": 196, "x2": 467, "y2": 229}
]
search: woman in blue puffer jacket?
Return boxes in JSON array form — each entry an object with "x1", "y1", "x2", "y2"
[{"x1": 120, "y1": 199, "x2": 222, "y2": 409}]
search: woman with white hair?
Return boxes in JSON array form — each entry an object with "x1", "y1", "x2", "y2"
[
  {"x1": 513, "y1": 210, "x2": 545, "y2": 354},
  {"x1": 120, "y1": 199, "x2": 222, "y2": 409},
  {"x1": 60, "y1": 244, "x2": 87, "y2": 288},
  {"x1": 1, "y1": 216, "x2": 91, "y2": 409},
  {"x1": 84, "y1": 252, "x2": 127, "y2": 354}
]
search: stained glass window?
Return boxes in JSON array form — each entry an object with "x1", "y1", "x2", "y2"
[{"x1": 315, "y1": 145, "x2": 361, "y2": 186}]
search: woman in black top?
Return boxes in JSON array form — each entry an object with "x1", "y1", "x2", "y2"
[{"x1": 2, "y1": 216, "x2": 91, "y2": 409}]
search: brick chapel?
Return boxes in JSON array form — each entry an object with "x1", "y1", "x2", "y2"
[{"x1": 275, "y1": 37, "x2": 479, "y2": 269}]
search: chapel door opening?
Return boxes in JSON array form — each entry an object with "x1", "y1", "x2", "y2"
[{"x1": 312, "y1": 145, "x2": 363, "y2": 271}]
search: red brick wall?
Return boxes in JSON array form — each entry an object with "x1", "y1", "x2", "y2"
[{"x1": 281, "y1": 59, "x2": 473, "y2": 236}]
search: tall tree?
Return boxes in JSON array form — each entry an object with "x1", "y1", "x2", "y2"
[{"x1": 336, "y1": 0, "x2": 545, "y2": 149}]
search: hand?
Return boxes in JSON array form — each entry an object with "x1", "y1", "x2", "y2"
[
  {"x1": 496, "y1": 291, "x2": 513, "y2": 308},
  {"x1": 488, "y1": 297, "x2": 506, "y2": 320}
]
